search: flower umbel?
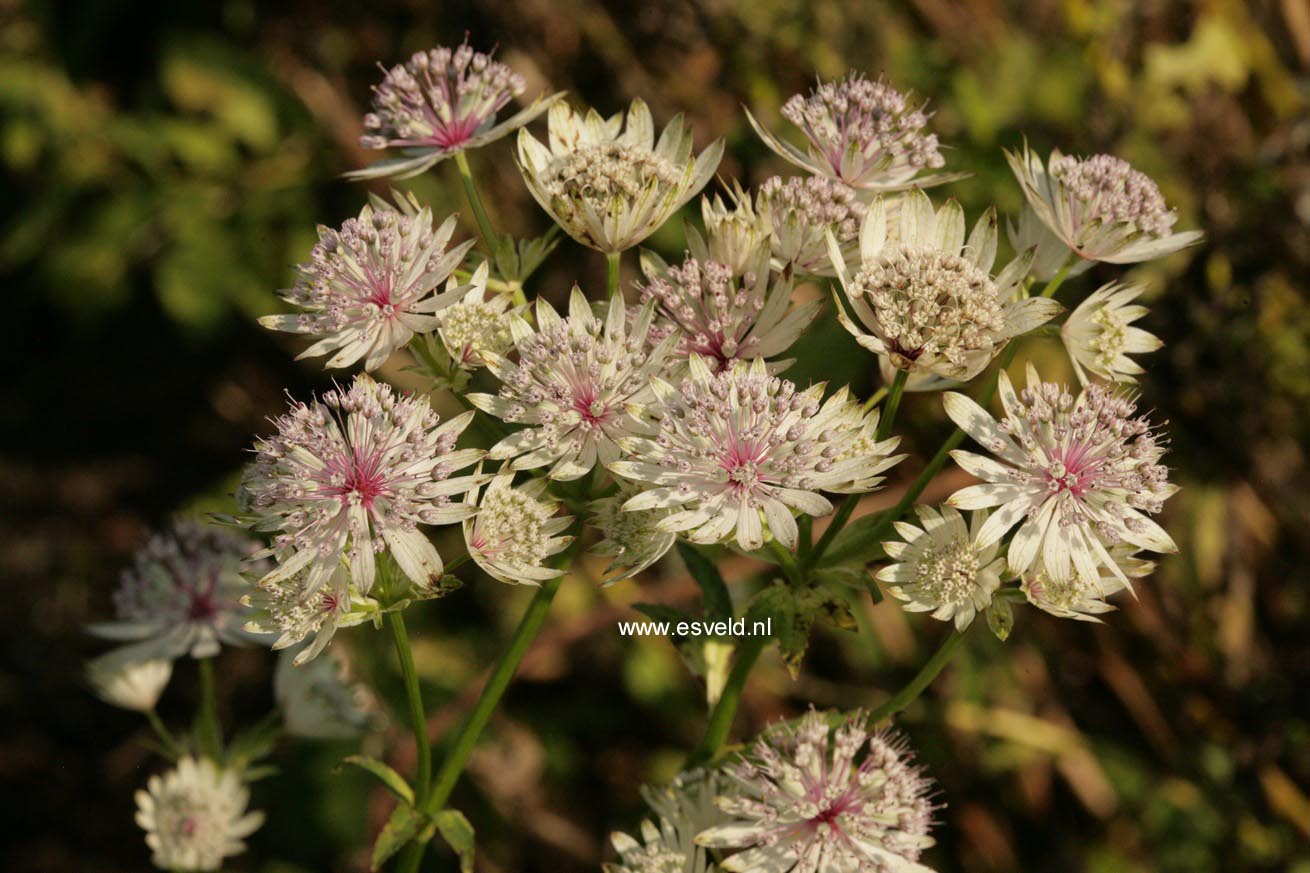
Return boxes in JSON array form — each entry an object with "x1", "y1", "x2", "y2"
[
  {"x1": 879, "y1": 506, "x2": 1005, "y2": 630},
  {"x1": 690, "y1": 182, "x2": 768, "y2": 276},
  {"x1": 1021, "y1": 545, "x2": 1156, "y2": 621},
  {"x1": 1061, "y1": 281, "x2": 1163, "y2": 384},
  {"x1": 435, "y1": 263, "x2": 518, "y2": 369},
  {"x1": 758, "y1": 174, "x2": 864, "y2": 276},
  {"x1": 135, "y1": 756, "x2": 264, "y2": 872},
  {"x1": 462, "y1": 471, "x2": 574, "y2": 585},
  {"x1": 242, "y1": 563, "x2": 375, "y2": 665},
  {"x1": 86, "y1": 652, "x2": 172, "y2": 713},
  {"x1": 274, "y1": 645, "x2": 381, "y2": 739},
  {"x1": 587, "y1": 492, "x2": 677, "y2": 582},
  {"x1": 606, "y1": 770, "x2": 728, "y2": 873}
]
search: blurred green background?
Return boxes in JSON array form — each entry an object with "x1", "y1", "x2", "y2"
[{"x1": 3, "y1": 0, "x2": 1309, "y2": 870}]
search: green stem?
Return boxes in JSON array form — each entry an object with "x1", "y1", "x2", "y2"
[
  {"x1": 1040, "y1": 259, "x2": 1074, "y2": 299},
  {"x1": 766, "y1": 540, "x2": 803, "y2": 586},
  {"x1": 606, "y1": 251, "x2": 622, "y2": 296},
  {"x1": 685, "y1": 635, "x2": 767, "y2": 768},
  {"x1": 876, "y1": 369, "x2": 909, "y2": 441},
  {"x1": 146, "y1": 709, "x2": 183, "y2": 759},
  {"x1": 861, "y1": 385, "x2": 889, "y2": 412},
  {"x1": 867, "y1": 628, "x2": 965, "y2": 723},
  {"x1": 195, "y1": 658, "x2": 222, "y2": 759},
  {"x1": 454, "y1": 151, "x2": 498, "y2": 252},
  {"x1": 805, "y1": 494, "x2": 859, "y2": 571},
  {"x1": 388, "y1": 613, "x2": 431, "y2": 804}
]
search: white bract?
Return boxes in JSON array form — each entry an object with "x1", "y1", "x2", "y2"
[
  {"x1": 86, "y1": 652, "x2": 172, "y2": 713},
  {"x1": 1061, "y1": 281, "x2": 1163, "y2": 384},
  {"x1": 879, "y1": 506, "x2": 1005, "y2": 630},
  {"x1": 435, "y1": 263, "x2": 517, "y2": 369},
  {"x1": 587, "y1": 492, "x2": 677, "y2": 582},
  {"x1": 135, "y1": 756, "x2": 264, "y2": 872},
  {"x1": 1022, "y1": 545, "x2": 1156, "y2": 621},
  {"x1": 758, "y1": 174, "x2": 865, "y2": 276},
  {"x1": 462, "y1": 471, "x2": 574, "y2": 585},
  {"x1": 606, "y1": 770, "x2": 728, "y2": 873},
  {"x1": 274, "y1": 645, "x2": 379, "y2": 739}
]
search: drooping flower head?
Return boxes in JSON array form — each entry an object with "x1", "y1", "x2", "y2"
[
  {"x1": 462, "y1": 471, "x2": 574, "y2": 585},
  {"x1": 238, "y1": 373, "x2": 484, "y2": 596},
  {"x1": 829, "y1": 191, "x2": 1060, "y2": 382},
  {"x1": 135, "y1": 756, "x2": 264, "y2": 872},
  {"x1": 87, "y1": 522, "x2": 266, "y2": 660},
  {"x1": 1005, "y1": 143, "x2": 1203, "y2": 264},
  {"x1": 86, "y1": 652, "x2": 172, "y2": 713},
  {"x1": 758, "y1": 174, "x2": 864, "y2": 276},
  {"x1": 944, "y1": 363, "x2": 1177, "y2": 587},
  {"x1": 242, "y1": 563, "x2": 374, "y2": 666},
  {"x1": 468, "y1": 290, "x2": 676, "y2": 480},
  {"x1": 689, "y1": 182, "x2": 768, "y2": 276},
  {"x1": 350, "y1": 41, "x2": 561, "y2": 180},
  {"x1": 1021, "y1": 545, "x2": 1155, "y2": 621},
  {"x1": 606, "y1": 770, "x2": 729, "y2": 873},
  {"x1": 748, "y1": 73, "x2": 960, "y2": 193},
  {"x1": 274, "y1": 644, "x2": 381, "y2": 739},
  {"x1": 259, "y1": 205, "x2": 476, "y2": 371},
  {"x1": 587, "y1": 492, "x2": 677, "y2": 582},
  {"x1": 1061, "y1": 281, "x2": 1163, "y2": 385},
  {"x1": 611, "y1": 358, "x2": 900, "y2": 552},
  {"x1": 435, "y1": 263, "x2": 518, "y2": 369},
  {"x1": 878, "y1": 506, "x2": 1005, "y2": 630},
  {"x1": 697, "y1": 710, "x2": 937, "y2": 873},
  {"x1": 517, "y1": 99, "x2": 723, "y2": 253}
]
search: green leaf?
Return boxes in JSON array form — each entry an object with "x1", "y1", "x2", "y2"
[
  {"x1": 676, "y1": 541, "x2": 733, "y2": 621},
  {"x1": 432, "y1": 809, "x2": 476, "y2": 873},
  {"x1": 226, "y1": 713, "x2": 280, "y2": 768},
  {"x1": 986, "y1": 598, "x2": 1014, "y2": 642},
  {"x1": 371, "y1": 803, "x2": 426, "y2": 871},
  {"x1": 817, "y1": 512, "x2": 889, "y2": 567},
  {"x1": 746, "y1": 582, "x2": 856, "y2": 677},
  {"x1": 339, "y1": 755, "x2": 415, "y2": 805}
]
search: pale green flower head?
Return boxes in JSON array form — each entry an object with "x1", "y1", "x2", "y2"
[
  {"x1": 461, "y1": 470, "x2": 574, "y2": 586},
  {"x1": 879, "y1": 505, "x2": 1005, "y2": 630},
  {"x1": 1061, "y1": 281, "x2": 1164, "y2": 385}
]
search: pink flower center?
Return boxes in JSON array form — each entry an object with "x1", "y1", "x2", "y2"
[
  {"x1": 572, "y1": 390, "x2": 610, "y2": 432},
  {"x1": 1045, "y1": 442, "x2": 1103, "y2": 499},
  {"x1": 430, "y1": 116, "x2": 483, "y2": 149},
  {"x1": 322, "y1": 448, "x2": 390, "y2": 508}
]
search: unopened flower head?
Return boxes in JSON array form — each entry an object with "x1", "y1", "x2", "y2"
[
  {"x1": 517, "y1": 99, "x2": 723, "y2": 253},
  {"x1": 606, "y1": 770, "x2": 728, "y2": 873},
  {"x1": 830, "y1": 191, "x2": 1060, "y2": 381},
  {"x1": 86, "y1": 652, "x2": 172, "y2": 713},
  {"x1": 587, "y1": 493, "x2": 677, "y2": 582},
  {"x1": 238, "y1": 373, "x2": 483, "y2": 596},
  {"x1": 463, "y1": 471, "x2": 573, "y2": 585},
  {"x1": 878, "y1": 505, "x2": 1005, "y2": 630},
  {"x1": 758, "y1": 175, "x2": 864, "y2": 276},
  {"x1": 1021, "y1": 545, "x2": 1155, "y2": 621},
  {"x1": 243, "y1": 564, "x2": 374, "y2": 665},
  {"x1": 135, "y1": 756, "x2": 264, "y2": 872},
  {"x1": 350, "y1": 41, "x2": 560, "y2": 180},
  {"x1": 1061, "y1": 282, "x2": 1163, "y2": 385},
  {"x1": 274, "y1": 645, "x2": 380, "y2": 739},
  {"x1": 611, "y1": 358, "x2": 898, "y2": 552},
  {"x1": 436, "y1": 263, "x2": 517, "y2": 368},
  {"x1": 697, "y1": 710, "x2": 937, "y2": 873},
  {"x1": 945, "y1": 363, "x2": 1177, "y2": 587},
  {"x1": 87, "y1": 522, "x2": 265, "y2": 660},
  {"x1": 1005, "y1": 143, "x2": 1202, "y2": 264},
  {"x1": 468, "y1": 290, "x2": 675, "y2": 481},
  {"x1": 748, "y1": 73, "x2": 959, "y2": 193},
  {"x1": 638, "y1": 249, "x2": 818, "y2": 370},
  {"x1": 690, "y1": 182, "x2": 768, "y2": 276}
]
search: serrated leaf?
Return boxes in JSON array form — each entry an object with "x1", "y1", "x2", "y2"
[
  {"x1": 371, "y1": 803, "x2": 426, "y2": 871},
  {"x1": 433, "y1": 809, "x2": 476, "y2": 873},
  {"x1": 340, "y1": 755, "x2": 415, "y2": 805},
  {"x1": 676, "y1": 541, "x2": 733, "y2": 621}
]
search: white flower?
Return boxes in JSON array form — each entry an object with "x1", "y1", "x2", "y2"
[
  {"x1": 1061, "y1": 282, "x2": 1163, "y2": 384},
  {"x1": 747, "y1": 72, "x2": 961, "y2": 193},
  {"x1": 587, "y1": 492, "x2": 677, "y2": 582},
  {"x1": 1021, "y1": 545, "x2": 1155, "y2": 622},
  {"x1": 689, "y1": 182, "x2": 768, "y2": 276},
  {"x1": 462, "y1": 471, "x2": 574, "y2": 585},
  {"x1": 87, "y1": 522, "x2": 266, "y2": 660},
  {"x1": 1005, "y1": 204, "x2": 1092, "y2": 283},
  {"x1": 242, "y1": 564, "x2": 375, "y2": 666},
  {"x1": 944, "y1": 363, "x2": 1177, "y2": 588},
  {"x1": 697, "y1": 710, "x2": 937, "y2": 873},
  {"x1": 803, "y1": 386, "x2": 905, "y2": 494},
  {"x1": 610, "y1": 358, "x2": 901, "y2": 552},
  {"x1": 238, "y1": 373, "x2": 484, "y2": 596},
  {"x1": 259, "y1": 205, "x2": 476, "y2": 371},
  {"x1": 468, "y1": 290, "x2": 676, "y2": 481},
  {"x1": 829, "y1": 190, "x2": 1061, "y2": 381},
  {"x1": 86, "y1": 651, "x2": 172, "y2": 713},
  {"x1": 274, "y1": 645, "x2": 380, "y2": 739},
  {"x1": 758, "y1": 174, "x2": 864, "y2": 276},
  {"x1": 1005, "y1": 143, "x2": 1203, "y2": 264},
  {"x1": 878, "y1": 506, "x2": 1005, "y2": 630},
  {"x1": 348, "y1": 40, "x2": 562, "y2": 180},
  {"x1": 606, "y1": 770, "x2": 729, "y2": 873},
  {"x1": 516, "y1": 99, "x2": 723, "y2": 253},
  {"x1": 134, "y1": 756, "x2": 264, "y2": 872},
  {"x1": 435, "y1": 263, "x2": 518, "y2": 369}
]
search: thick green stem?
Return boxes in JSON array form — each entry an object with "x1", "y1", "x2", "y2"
[
  {"x1": 861, "y1": 385, "x2": 889, "y2": 412},
  {"x1": 606, "y1": 251, "x2": 621, "y2": 296},
  {"x1": 805, "y1": 495, "x2": 859, "y2": 571},
  {"x1": 389, "y1": 613, "x2": 431, "y2": 803},
  {"x1": 876, "y1": 369, "x2": 909, "y2": 441},
  {"x1": 195, "y1": 658, "x2": 222, "y2": 759},
  {"x1": 684, "y1": 635, "x2": 767, "y2": 768},
  {"x1": 454, "y1": 151, "x2": 498, "y2": 251},
  {"x1": 1040, "y1": 258, "x2": 1074, "y2": 299},
  {"x1": 146, "y1": 709, "x2": 183, "y2": 759},
  {"x1": 766, "y1": 540, "x2": 803, "y2": 586},
  {"x1": 867, "y1": 628, "x2": 965, "y2": 723}
]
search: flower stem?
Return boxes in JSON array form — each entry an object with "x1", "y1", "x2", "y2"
[
  {"x1": 876, "y1": 369, "x2": 909, "y2": 441},
  {"x1": 766, "y1": 540, "x2": 803, "y2": 586},
  {"x1": 388, "y1": 613, "x2": 431, "y2": 804},
  {"x1": 867, "y1": 627, "x2": 964, "y2": 723},
  {"x1": 453, "y1": 151, "x2": 498, "y2": 252},
  {"x1": 195, "y1": 657, "x2": 222, "y2": 759},
  {"x1": 1040, "y1": 259, "x2": 1075, "y2": 299},
  {"x1": 861, "y1": 385, "x2": 889, "y2": 412},
  {"x1": 684, "y1": 634, "x2": 767, "y2": 768},
  {"x1": 146, "y1": 708, "x2": 183, "y2": 759},
  {"x1": 606, "y1": 251, "x2": 622, "y2": 296}
]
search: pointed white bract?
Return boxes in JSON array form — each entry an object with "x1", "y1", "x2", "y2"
[
  {"x1": 135, "y1": 756, "x2": 264, "y2": 872},
  {"x1": 829, "y1": 190, "x2": 1059, "y2": 382},
  {"x1": 1005, "y1": 143, "x2": 1203, "y2": 264},
  {"x1": 517, "y1": 99, "x2": 723, "y2": 253},
  {"x1": 242, "y1": 563, "x2": 375, "y2": 665},
  {"x1": 1061, "y1": 281, "x2": 1163, "y2": 384},
  {"x1": 462, "y1": 471, "x2": 573, "y2": 585},
  {"x1": 259, "y1": 204, "x2": 477, "y2": 371},
  {"x1": 274, "y1": 645, "x2": 380, "y2": 739},
  {"x1": 696, "y1": 710, "x2": 937, "y2": 873},
  {"x1": 435, "y1": 263, "x2": 518, "y2": 369},
  {"x1": 692, "y1": 182, "x2": 769, "y2": 276},
  {"x1": 758, "y1": 174, "x2": 865, "y2": 276},
  {"x1": 878, "y1": 505, "x2": 1005, "y2": 630},
  {"x1": 86, "y1": 652, "x2": 172, "y2": 713},
  {"x1": 587, "y1": 492, "x2": 677, "y2": 582},
  {"x1": 1005, "y1": 204, "x2": 1093, "y2": 283},
  {"x1": 944, "y1": 364, "x2": 1177, "y2": 588},
  {"x1": 605, "y1": 770, "x2": 728, "y2": 873},
  {"x1": 1021, "y1": 545, "x2": 1156, "y2": 621}
]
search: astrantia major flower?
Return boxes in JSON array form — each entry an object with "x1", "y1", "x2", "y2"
[
  {"x1": 758, "y1": 174, "x2": 864, "y2": 276},
  {"x1": 829, "y1": 190, "x2": 1061, "y2": 382},
  {"x1": 87, "y1": 522, "x2": 266, "y2": 660},
  {"x1": 587, "y1": 492, "x2": 677, "y2": 582},
  {"x1": 239, "y1": 373, "x2": 483, "y2": 596},
  {"x1": 462, "y1": 471, "x2": 574, "y2": 585},
  {"x1": 274, "y1": 644, "x2": 380, "y2": 739},
  {"x1": 468, "y1": 289, "x2": 676, "y2": 480},
  {"x1": 1021, "y1": 545, "x2": 1155, "y2": 621},
  {"x1": 242, "y1": 563, "x2": 375, "y2": 665},
  {"x1": 606, "y1": 770, "x2": 728, "y2": 873},
  {"x1": 801, "y1": 386, "x2": 904, "y2": 494},
  {"x1": 748, "y1": 72, "x2": 961, "y2": 193},
  {"x1": 1005, "y1": 204, "x2": 1092, "y2": 283},
  {"x1": 878, "y1": 505, "x2": 1005, "y2": 630},
  {"x1": 517, "y1": 99, "x2": 723, "y2": 253},
  {"x1": 1061, "y1": 281, "x2": 1163, "y2": 385},
  {"x1": 259, "y1": 205, "x2": 475, "y2": 372},
  {"x1": 689, "y1": 182, "x2": 768, "y2": 276},
  {"x1": 1005, "y1": 143, "x2": 1203, "y2": 264},
  {"x1": 944, "y1": 363, "x2": 1177, "y2": 587},
  {"x1": 697, "y1": 710, "x2": 937, "y2": 873},
  {"x1": 86, "y1": 651, "x2": 172, "y2": 713},
  {"x1": 135, "y1": 756, "x2": 264, "y2": 872},
  {"x1": 349, "y1": 41, "x2": 561, "y2": 180},
  {"x1": 436, "y1": 263, "x2": 518, "y2": 369}
]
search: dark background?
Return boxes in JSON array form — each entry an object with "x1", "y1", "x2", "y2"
[{"x1": 3, "y1": 0, "x2": 1310, "y2": 870}]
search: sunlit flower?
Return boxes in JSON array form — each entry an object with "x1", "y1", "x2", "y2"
[
  {"x1": 1005, "y1": 143, "x2": 1203, "y2": 264},
  {"x1": 435, "y1": 262, "x2": 518, "y2": 369},
  {"x1": 944, "y1": 363, "x2": 1177, "y2": 587},
  {"x1": 259, "y1": 205, "x2": 475, "y2": 372},
  {"x1": 606, "y1": 770, "x2": 728, "y2": 873},
  {"x1": 238, "y1": 373, "x2": 484, "y2": 596},
  {"x1": 637, "y1": 248, "x2": 819, "y2": 370},
  {"x1": 829, "y1": 191, "x2": 1060, "y2": 381},
  {"x1": 689, "y1": 182, "x2": 768, "y2": 276},
  {"x1": 349, "y1": 41, "x2": 561, "y2": 180},
  {"x1": 1061, "y1": 282, "x2": 1163, "y2": 384},
  {"x1": 697, "y1": 710, "x2": 937, "y2": 873},
  {"x1": 242, "y1": 563, "x2": 375, "y2": 666},
  {"x1": 135, "y1": 756, "x2": 264, "y2": 872},
  {"x1": 86, "y1": 652, "x2": 172, "y2": 713},
  {"x1": 468, "y1": 290, "x2": 676, "y2": 480},
  {"x1": 517, "y1": 99, "x2": 723, "y2": 253},
  {"x1": 878, "y1": 506, "x2": 1005, "y2": 630},
  {"x1": 611, "y1": 358, "x2": 896, "y2": 552},
  {"x1": 800, "y1": 386, "x2": 904, "y2": 493},
  {"x1": 87, "y1": 522, "x2": 266, "y2": 660},
  {"x1": 274, "y1": 644, "x2": 380, "y2": 739},
  {"x1": 587, "y1": 492, "x2": 677, "y2": 582},
  {"x1": 748, "y1": 72, "x2": 960, "y2": 193},
  {"x1": 1021, "y1": 545, "x2": 1156, "y2": 621},
  {"x1": 462, "y1": 471, "x2": 574, "y2": 585},
  {"x1": 758, "y1": 174, "x2": 864, "y2": 276},
  {"x1": 1005, "y1": 204, "x2": 1092, "y2": 283}
]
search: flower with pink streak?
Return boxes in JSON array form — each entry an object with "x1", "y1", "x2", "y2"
[
  {"x1": 238, "y1": 373, "x2": 484, "y2": 596},
  {"x1": 944, "y1": 363, "x2": 1177, "y2": 587},
  {"x1": 696, "y1": 710, "x2": 938, "y2": 873}
]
